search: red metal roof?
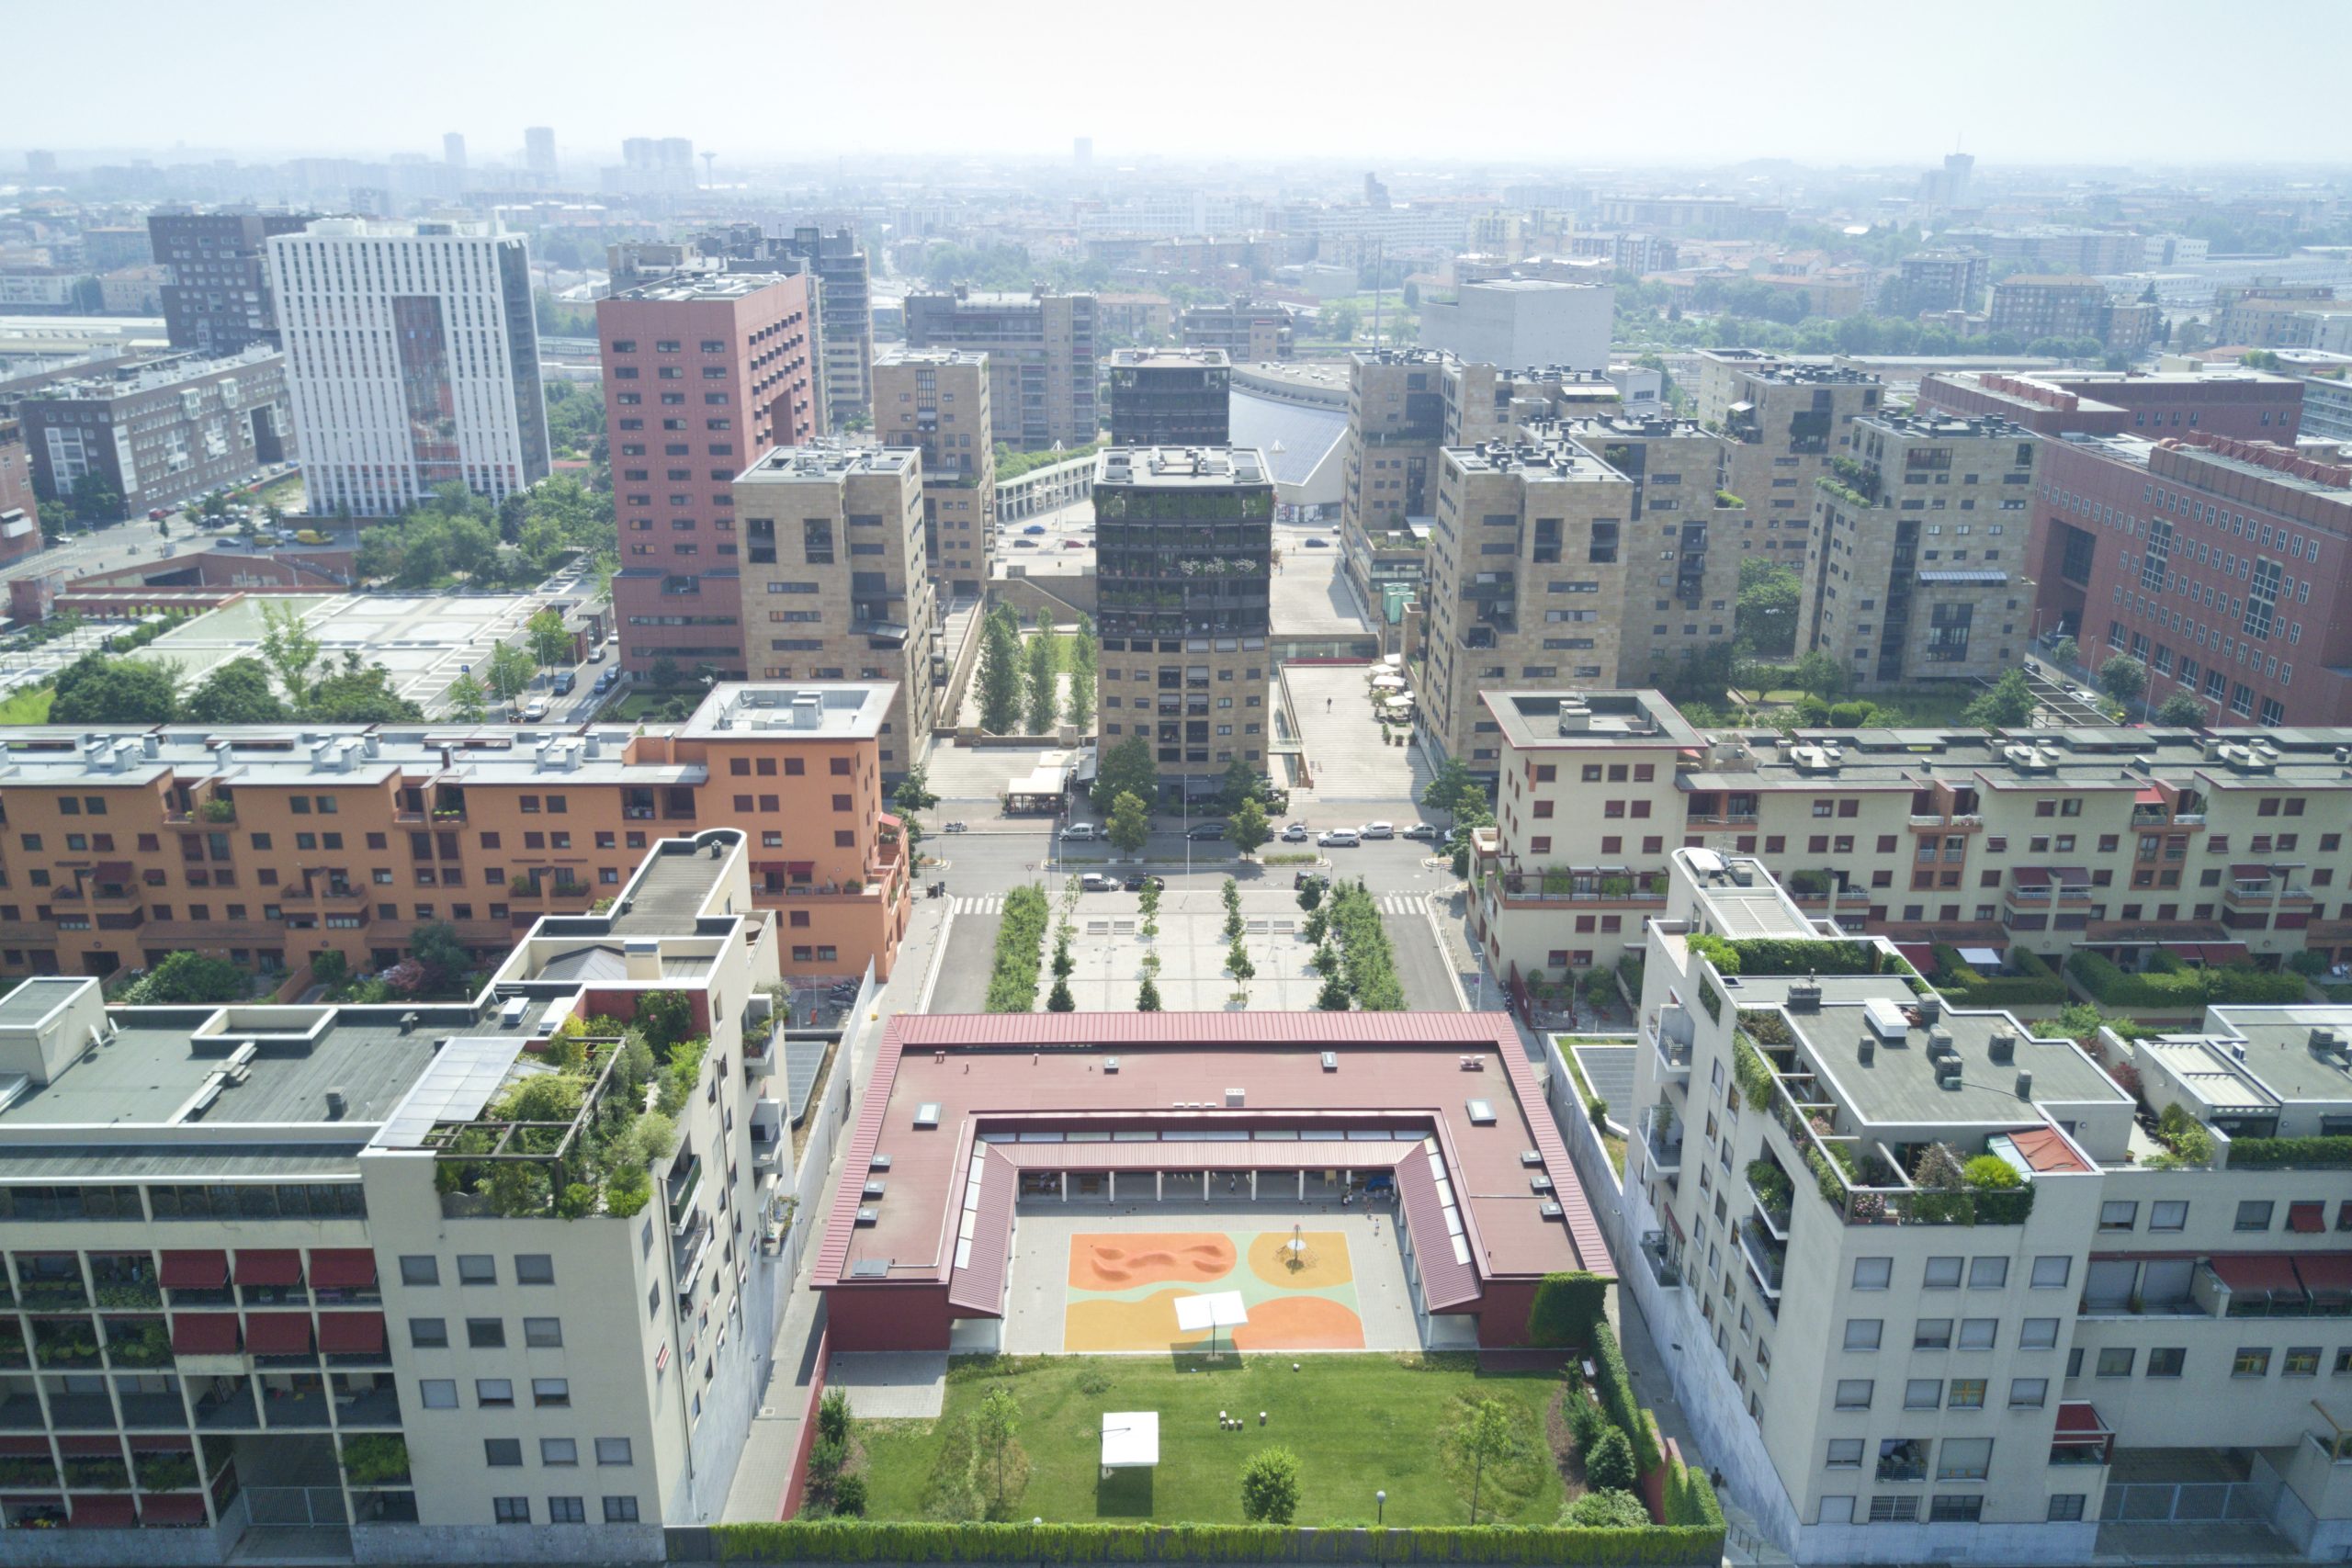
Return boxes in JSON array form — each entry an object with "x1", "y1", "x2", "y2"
[
  {"x1": 890, "y1": 1011, "x2": 1521, "y2": 1048},
  {"x1": 2007, "y1": 1126, "x2": 2092, "y2": 1174},
  {"x1": 946, "y1": 1148, "x2": 1016, "y2": 1318},
  {"x1": 990, "y1": 1139, "x2": 1416, "y2": 1173},
  {"x1": 1396, "y1": 1148, "x2": 1481, "y2": 1312}
]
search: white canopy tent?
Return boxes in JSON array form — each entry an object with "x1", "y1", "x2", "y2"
[
  {"x1": 1174, "y1": 1290, "x2": 1249, "y2": 1359},
  {"x1": 1101, "y1": 1411, "x2": 1159, "y2": 1477}
]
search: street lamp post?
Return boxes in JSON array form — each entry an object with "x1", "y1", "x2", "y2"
[{"x1": 1375, "y1": 1489, "x2": 1386, "y2": 1561}]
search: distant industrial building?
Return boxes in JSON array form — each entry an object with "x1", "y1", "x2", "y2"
[
  {"x1": 16, "y1": 345, "x2": 290, "y2": 519},
  {"x1": 1418, "y1": 277, "x2": 1614, "y2": 374}
]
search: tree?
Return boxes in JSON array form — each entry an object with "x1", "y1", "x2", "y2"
[
  {"x1": 1734, "y1": 558, "x2": 1802, "y2": 658},
  {"x1": 182, "y1": 656, "x2": 289, "y2": 725},
  {"x1": 1136, "y1": 976, "x2": 1162, "y2": 1011},
  {"x1": 1226, "y1": 942, "x2": 1255, "y2": 983},
  {"x1": 1023, "y1": 628, "x2": 1058, "y2": 734},
  {"x1": 2098, "y1": 653, "x2": 2149, "y2": 714},
  {"x1": 1962, "y1": 668, "x2": 2036, "y2": 730},
  {"x1": 526, "y1": 607, "x2": 571, "y2": 669},
  {"x1": 49, "y1": 655, "x2": 178, "y2": 725},
  {"x1": 444, "y1": 671, "x2": 492, "y2": 722},
  {"x1": 1238, "y1": 1446, "x2": 1300, "y2": 1524},
  {"x1": 1296, "y1": 881, "x2": 1324, "y2": 913},
  {"x1": 1092, "y1": 734, "x2": 1159, "y2": 817},
  {"x1": 1322, "y1": 303, "x2": 1361, "y2": 341},
  {"x1": 976, "y1": 607, "x2": 1023, "y2": 734},
  {"x1": 974, "y1": 1385, "x2": 1020, "y2": 1508},
  {"x1": 1420, "y1": 756, "x2": 1487, "y2": 820},
  {"x1": 1227, "y1": 798, "x2": 1271, "y2": 859},
  {"x1": 1448, "y1": 1397, "x2": 1520, "y2": 1525},
  {"x1": 485, "y1": 641, "x2": 537, "y2": 705},
  {"x1": 1215, "y1": 756, "x2": 1262, "y2": 815},
  {"x1": 1583, "y1": 1427, "x2": 1638, "y2": 1495},
  {"x1": 1106, "y1": 790, "x2": 1152, "y2": 857},
  {"x1": 306, "y1": 663, "x2": 424, "y2": 723},
  {"x1": 1792, "y1": 649, "x2": 1849, "y2": 702},
  {"x1": 893, "y1": 765, "x2": 938, "y2": 852},
  {"x1": 1046, "y1": 976, "x2": 1076, "y2": 1011},
  {"x1": 1316, "y1": 969, "x2": 1352, "y2": 1010},
  {"x1": 409, "y1": 923, "x2": 472, "y2": 993},
  {"x1": 2154, "y1": 688, "x2": 2207, "y2": 727},
  {"x1": 70, "y1": 470, "x2": 124, "y2": 524},
  {"x1": 130, "y1": 951, "x2": 247, "y2": 1005},
  {"x1": 2048, "y1": 635, "x2": 2079, "y2": 671},
  {"x1": 649, "y1": 656, "x2": 682, "y2": 691},
  {"x1": 636, "y1": 990, "x2": 694, "y2": 1053},
  {"x1": 1065, "y1": 615, "x2": 1097, "y2": 731},
  {"x1": 258, "y1": 599, "x2": 322, "y2": 707}
]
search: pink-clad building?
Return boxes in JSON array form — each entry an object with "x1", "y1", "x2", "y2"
[
  {"x1": 1918, "y1": 367, "x2": 2302, "y2": 444},
  {"x1": 600, "y1": 270, "x2": 822, "y2": 679},
  {"x1": 2038, "y1": 431, "x2": 2352, "y2": 727}
]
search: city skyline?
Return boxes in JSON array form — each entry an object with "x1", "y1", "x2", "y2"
[{"x1": 11, "y1": 0, "x2": 2352, "y2": 168}]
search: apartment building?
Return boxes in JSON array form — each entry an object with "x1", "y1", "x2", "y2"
[
  {"x1": 1989, "y1": 277, "x2": 2111, "y2": 344},
  {"x1": 1616, "y1": 849, "x2": 2352, "y2": 1563},
  {"x1": 1468, "y1": 688, "x2": 2352, "y2": 984},
  {"x1": 0, "y1": 417, "x2": 35, "y2": 572},
  {"x1": 16, "y1": 345, "x2": 291, "y2": 520},
  {"x1": 601, "y1": 270, "x2": 821, "y2": 682},
  {"x1": 1917, "y1": 367, "x2": 2301, "y2": 444},
  {"x1": 1106, "y1": 347, "x2": 1230, "y2": 446},
  {"x1": 873, "y1": 348, "x2": 995, "y2": 597},
  {"x1": 1566, "y1": 414, "x2": 1748, "y2": 685},
  {"x1": 1418, "y1": 278, "x2": 1614, "y2": 375},
  {"x1": 1339, "y1": 350, "x2": 1451, "y2": 609},
  {"x1": 1439, "y1": 361, "x2": 1624, "y2": 444},
  {"x1": 903, "y1": 288, "x2": 1097, "y2": 449},
  {"x1": 267, "y1": 219, "x2": 548, "y2": 515},
  {"x1": 1893, "y1": 253, "x2": 1989, "y2": 317},
  {"x1": 2216, "y1": 297, "x2": 2352, "y2": 352},
  {"x1": 776, "y1": 228, "x2": 874, "y2": 428},
  {"x1": 0, "y1": 682, "x2": 910, "y2": 987},
  {"x1": 2036, "y1": 432, "x2": 2352, "y2": 727},
  {"x1": 146, "y1": 212, "x2": 313, "y2": 355},
  {"x1": 0, "y1": 828, "x2": 786, "y2": 1560},
  {"x1": 1092, "y1": 446, "x2": 1273, "y2": 795},
  {"x1": 1178, "y1": 298, "x2": 1294, "y2": 364},
  {"x1": 1801, "y1": 412, "x2": 2039, "y2": 690},
  {"x1": 731, "y1": 445, "x2": 940, "y2": 777}
]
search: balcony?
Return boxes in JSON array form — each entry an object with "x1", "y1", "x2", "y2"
[
  {"x1": 1639, "y1": 1106, "x2": 1683, "y2": 1177},
  {"x1": 2223, "y1": 876, "x2": 2313, "y2": 908},
  {"x1": 1737, "y1": 1217, "x2": 1785, "y2": 1307},
  {"x1": 1637, "y1": 1229, "x2": 1682, "y2": 1289},
  {"x1": 1685, "y1": 810, "x2": 1758, "y2": 828},
  {"x1": 1647, "y1": 1007, "x2": 1694, "y2": 1078},
  {"x1": 1908, "y1": 813, "x2": 1984, "y2": 832},
  {"x1": 666, "y1": 1156, "x2": 704, "y2": 1231},
  {"x1": 2049, "y1": 1402, "x2": 2113, "y2": 1466}
]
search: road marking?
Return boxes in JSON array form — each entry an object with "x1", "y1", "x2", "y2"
[
  {"x1": 952, "y1": 896, "x2": 1003, "y2": 915},
  {"x1": 1375, "y1": 894, "x2": 1426, "y2": 917}
]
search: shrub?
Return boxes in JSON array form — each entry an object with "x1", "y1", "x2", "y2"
[
  {"x1": 1962, "y1": 1155, "x2": 2020, "y2": 1190},
  {"x1": 2067, "y1": 949, "x2": 2305, "y2": 1010},
  {"x1": 831, "y1": 1472, "x2": 868, "y2": 1517},
  {"x1": 605, "y1": 1164, "x2": 651, "y2": 1216},
  {"x1": 1564, "y1": 1490, "x2": 1650, "y2": 1529},
  {"x1": 818, "y1": 1387, "x2": 850, "y2": 1445},
  {"x1": 1662, "y1": 1461, "x2": 1724, "y2": 1529},
  {"x1": 2224, "y1": 1135, "x2": 2352, "y2": 1169},
  {"x1": 1588, "y1": 1324, "x2": 1660, "y2": 1474},
  {"x1": 985, "y1": 886, "x2": 1051, "y2": 1012},
  {"x1": 1583, "y1": 1429, "x2": 1637, "y2": 1494},
  {"x1": 1238, "y1": 1446, "x2": 1301, "y2": 1524},
  {"x1": 1527, "y1": 1272, "x2": 1610, "y2": 1348},
  {"x1": 1932, "y1": 944, "x2": 2065, "y2": 1007},
  {"x1": 1565, "y1": 1393, "x2": 1609, "y2": 1457},
  {"x1": 341, "y1": 1434, "x2": 410, "y2": 1485},
  {"x1": 716, "y1": 1520, "x2": 1727, "y2": 1563}
]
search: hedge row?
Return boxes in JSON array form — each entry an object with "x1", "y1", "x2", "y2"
[
  {"x1": 716, "y1": 1521, "x2": 1722, "y2": 1565},
  {"x1": 2066, "y1": 949, "x2": 2306, "y2": 1010},
  {"x1": 2224, "y1": 1136, "x2": 2352, "y2": 1169},
  {"x1": 1526, "y1": 1272, "x2": 1609, "y2": 1349},
  {"x1": 1588, "y1": 1319, "x2": 1661, "y2": 1478},
  {"x1": 1661, "y1": 1461, "x2": 1724, "y2": 1532},
  {"x1": 1932, "y1": 944, "x2": 2066, "y2": 1008},
  {"x1": 983, "y1": 885, "x2": 1051, "y2": 1012}
]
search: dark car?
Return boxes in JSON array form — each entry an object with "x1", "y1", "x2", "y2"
[
  {"x1": 1304, "y1": 536, "x2": 1330, "y2": 547},
  {"x1": 1402, "y1": 822, "x2": 1440, "y2": 840},
  {"x1": 1293, "y1": 871, "x2": 1329, "y2": 893},
  {"x1": 1123, "y1": 874, "x2": 1165, "y2": 893},
  {"x1": 1185, "y1": 822, "x2": 1227, "y2": 840}
]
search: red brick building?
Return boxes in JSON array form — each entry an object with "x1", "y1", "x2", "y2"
[
  {"x1": 1919, "y1": 368, "x2": 2302, "y2": 442},
  {"x1": 2038, "y1": 432, "x2": 2352, "y2": 726},
  {"x1": 813, "y1": 1012, "x2": 1606, "y2": 1353},
  {"x1": 601, "y1": 270, "x2": 821, "y2": 680}
]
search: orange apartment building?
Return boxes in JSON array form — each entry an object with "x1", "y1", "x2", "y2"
[{"x1": 0, "y1": 682, "x2": 910, "y2": 987}]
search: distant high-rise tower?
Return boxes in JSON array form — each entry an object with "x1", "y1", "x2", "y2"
[
  {"x1": 443, "y1": 132, "x2": 467, "y2": 169},
  {"x1": 150, "y1": 210, "x2": 314, "y2": 354},
  {"x1": 1074, "y1": 136, "x2": 1093, "y2": 169},
  {"x1": 1365, "y1": 172, "x2": 1391, "y2": 209},
  {"x1": 525, "y1": 126, "x2": 556, "y2": 181},
  {"x1": 657, "y1": 137, "x2": 694, "y2": 173},
  {"x1": 24, "y1": 151, "x2": 57, "y2": 178},
  {"x1": 1942, "y1": 152, "x2": 1973, "y2": 206}
]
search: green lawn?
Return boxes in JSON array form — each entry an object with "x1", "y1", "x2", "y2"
[
  {"x1": 1552, "y1": 1041, "x2": 1628, "y2": 1178},
  {"x1": 0, "y1": 686, "x2": 54, "y2": 724},
  {"x1": 856, "y1": 1353, "x2": 1567, "y2": 1528}
]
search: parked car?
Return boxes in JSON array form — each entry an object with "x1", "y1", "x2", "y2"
[
  {"x1": 1059, "y1": 821, "x2": 1097, "y2": 840},
  {"x1": 1062, "y1": 539, "x2": 1085, "y2": 549},
  {"x1": 1360, "y1": 821, "x2": 1395, "y2": 840},
  {"x1": 522, "y1": 698, "x2": 548, "y2": 721},
  {"x1": 1402, "y1": 822, "x2": 1440, "y2": 841},
  {"x1": 1293, "y1": 871, "x2": 1329, "y2": 893},
  {"x1": 1023, "y1": 524, "x2": 1046, "y2": 536},
  {"x1": 552, "y1": 671, "x2": 577, "y2": 695},
  {"x1": 1317, "y1": 828, "x2": 1362, "y2": 848},
  {"x1": 587, "y1": 645, "x2": 605, "y2": 663},
  {"x1": 1304, "y1": 536, "x2": 1330, "y2": 548},
  {"x1": 1185, "y1": 822, "x2": 1227, "y2": 840},
  {"x1": 594, "y1": 669, "x2": 618, "y2": 693},
  {"x1": 1012, "y1": 538, "x2": 1038, "y2": 548},
  {"x1": 147, "y1": 508, "x2": 167, "y2": 521},
  {"x1": 1281, "y1": 821, "x2": 1309, "y2": 842},
  {"x1": 294, "y1": 529, "x2": 329, "y2": 546},
  {"x1": 1079, "y1": 873, "x2": 1120, "y2": 892},
  {"x1": 1123, "y1": 874, "x2": 1165, "y2": 893}
]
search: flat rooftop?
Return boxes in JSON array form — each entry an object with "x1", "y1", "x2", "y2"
[
  {"x1": 1442, "y1": 435, "x2": 1629, "y2": 482},
  {"x1": 678, "y1": 682, "x2": 895, "y2": 741},
  {"x1": 818, "y1": 1012, "x2": 1601, "y2": 1298},
  {"x1": 873, "y1": 346, "x2": 988, "y2": 369},
  {"x1": 1108, "y1": 347, "x2": 1232, "y2": 369},
  {"x1": 608, "y1": 831, "x2": 745, "y2": 935},
  {"x1": 1676, "y1": 723, "x2": 2352, "y2": 795},
  {"x1": 607, "y1": 270, "x2": 802, "y2": 303},
  {"x1": 2196, "y1": 1006, "x2": 2352, "y2": 1108},
  {"x1": 1098, "y1": 446, "x2": 1269, "y2": 487},
  {"x1": 738, "y1": 442, "x2": 915, "y2": 482},
  {"x1": 1480, "y1": 689, "x2": 1705, "y2": 751}
]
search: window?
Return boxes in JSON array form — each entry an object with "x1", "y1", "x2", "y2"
[
  {"x1": 1929, "y1": 1495, "x2": 1984, "y2": 1523},
  {"x1": 2285, "y1": 1347, "x2": 2323, "y2": 1377},
  {"x1": 2020, "y1": 1318, "x2": 2060, "y2": 1350},
  {"x1": 476, "y1": 1378, "x2": 514, "y2": 1407},
  {"x1": 604, "y1": 1496, "x2": 640, "y2": 1523},
  {"x1": 457, "y1": 1255, "x2": 496, "y2": 1285},
  {"x1": 2236, "y1": 1201, "x2": 2275, "y2": 1232},
  {"x1": 515, "y1": 1255, "x2": 555, "y2": 1286},
  {"x1": 2009, "y1": 1377, "x2": 2048, "y2": 1408},
  {"x1": 1924, "y1": 1257, "x2": 1962, "y2": 1289},
  {"x1": 541, "y1": 1438, "x2": 578, "y2": 1466},
  {"x1": 2151, "y1": 1200, "x2": 2188, "y2": 1232},
  {"x1": 2049, "y1": 1495, "x2": 2086, "y2": 1523},
  {"x1": 466, "y1": 1318, "x2": 504, "y2": 1348},
  {"x1": 534, "y1": 1377, "x2": 571, "y2": 1406},
  {"x1": 493, "y1": 1497, "x2": 530, "y2": 1524},
  {"x1": 399, "y1": 1256, "x2": 439, "y2": 1287},
  {"x1": 1905, "y1": 1379, "x2": 1942, "y2": 1409},
  {"x1": 409, "y1": 1317, "x2": 447, "y2": 1348},
  {"x1": 1936, "y1": 1438, "x2": 1992, "y2": 1482},
  {"x1": 1845, "y1": 1319, "x2": 1883, "y2": 1352},
  {"x1": 2098, "y1": 1201, "x2": 2137, "y2": 1232},
  {"x1": 1914, "y1": 1319, "x2": 1952, "y2": 1350},
  {"x1": 1869, "y1": 1496, "x2": 1918, "y2": 1524},
  {"x1": 2031, "y1": 1257, "x2": 2073, "y2": 1290},
  {"x1": 485, "y1": 1438, "x2": 524, "y2": 1467},
  {"x1": 420, "y1": 1379, "x2": 457, "y2": 1408},
  {"x1": 2147, "y1": 1347, "x2": 2186, "y2": 1378},
  {"x1": 1968, "y1": 1257, "x2": 2007, "y2": 1290},
  {"x1": 595, "y1": 1438, "x2": 633, "y2": 1466},
  {"x1": 1834, "y1": 1379, "x2": 1873, "y2": 1409},
  {"x1": 1959, "y1": 1318, "x2": 1997, "y2": 1350},
  {"x1": 2096, "y1": 1348, "x2": 2134, "y2": 1378},
  {"x1": 549, "y1": 1496, "x2": 585, "y2": 1523},
  {"x1": 2233, "y1": 1347, "x2": 2271, "y2": 1377},
  {"x1": 525, "y1": 1317, "x2": 563, "y2": 1348},
  {"x1": 1852, "y1": 1257, "x2": 1892, "y2": 1291},
  {"x1": 1826, "y1": 1438, "x2": 1864, "y2": 1469}
]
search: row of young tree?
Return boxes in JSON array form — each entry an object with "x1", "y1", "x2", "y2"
[
  {"x1": 972, "y1": 605, "x2": 1094, "y2": 737},
  {"x1": 352, "y1": 477, "x2": 614, "y2": 592},
  {"x1": 49, "y1": 601, "x2": 424, "y2": 726}
]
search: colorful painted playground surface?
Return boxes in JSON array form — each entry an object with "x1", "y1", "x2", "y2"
[{"x1": 1062, "y1": 1230, "x2": 1365, "y2": 1353}]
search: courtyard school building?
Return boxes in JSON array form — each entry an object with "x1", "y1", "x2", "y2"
[{"x1": 813, "y1": 1012, "x2": 1607, "y2": 1355}]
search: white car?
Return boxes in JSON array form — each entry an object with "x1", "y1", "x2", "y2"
[
  {"x1": 522, "y1": 698, "x2": 548, "y2": 722},
  {"x1": 1318, "y1": 828, "x2": 1362, "y2": 848},
  {"x1": 1281, "y1": 822, "x2": 1309, "y2": 842},
  {"x1": 1058, "y1": 822, "x2": 1097, "y2": 840},
  {"x1": 1360, "y1": 821, "x2": 1395, "y2": 840}
]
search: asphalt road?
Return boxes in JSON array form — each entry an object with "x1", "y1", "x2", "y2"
[{"x1": 922, "y1": 817, "x2": 1452, "y2": 899}]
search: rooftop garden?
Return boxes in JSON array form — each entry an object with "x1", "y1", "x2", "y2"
[{"x1": 427, "y1": 1002, "x2": 709, "y2": 1220}]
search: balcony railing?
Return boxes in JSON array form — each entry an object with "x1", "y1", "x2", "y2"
[
  {"x1": 1637, "y1": 1229, "x2": 1682, "y2": 1289},
  {"x1": 1737, "y1": 1218, "x2": 1785, "y2": 1304},
  {"x1": 1640, "y1": 1107, "x2": 1683, "y2": 1175},
  {"x1": 1648, "y1": 1008, "x2": 1694, "y2": 1075}
]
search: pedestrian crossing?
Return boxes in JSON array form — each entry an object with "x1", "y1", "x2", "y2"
[
  {"x1": 951, "y1": 896, "x2": 1005, "y2": 915},
  {"x1": 1373, "y1": 893, "x2": 1426, "y2": 917}
]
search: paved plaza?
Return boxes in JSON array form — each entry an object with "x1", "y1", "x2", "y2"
[{"x1": 1058, "y1": 889, "x2": 1325, "y2": 1010}]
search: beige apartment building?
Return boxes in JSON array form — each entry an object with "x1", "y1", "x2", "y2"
[
  {"x1": 1803, "y1": 412, "x2": 2041, "y2": 689},
  {"x1": 873, "y1": 348, "x2": 996, "y2": 598},
  {"x1": 1470, "y1": 688, "x2": 2352, "y2": 983},
  {"x1": 1696, "y1": 351, "x2": 1886, "y2": 525},
  {"x1": 1615, "y1": 849, "x2": 2352, "y2": 1563},
  {"x1": 732, "y1": 444, "x2": 941, "y2": 775},
  {"x1": 0, "y1": 829, "x2": 786, "y2": 1559},
  {"x1": 901, "y1": 288, "x2": 1097, "y2": 449}
]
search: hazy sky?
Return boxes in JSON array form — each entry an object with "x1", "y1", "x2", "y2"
[{"x1": 15, "y1": 0, "x2": 2351, "y2": 169}]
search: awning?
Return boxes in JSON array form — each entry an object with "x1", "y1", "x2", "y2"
[
  {"x1": 877, "y1": 812, "x2": 902, "y2": 829},
  {"x1": 158, "y1": 1251, "x2": 227, "y2": 1290},
  {"x1": 232, "y1": 1250, "x2": 301, "y2": 1287},
  {"x1": 317, "y1": 1313, "x2": 385, "y2": 1355},
  {"x1": 307, "y1": 1249, "x2": 376, "y2": 1290},
  {"x1": 786, "y1": 861, "x2": 814, "y2": 877},
  {"x1": 2230, "y1": 864, "x2": 2272, "y2": 880},
  {"x1": 66, "y1": 1495, "x2": 136, "y2": 1528},
  {"x1": 2053, "y1": 1401, "x2": 2113, "y2": 1440},
  {"x1": 57, "y1": 1437, "x2": 123, "y2": 1456},
  {"x1": 0, "y1": 1438, "x2": 49, "y2": 1456},
  {"x1": 2135, "y1": 787, "x2": 2165, "y2": 805},
  {"x1": 139, "y1": 1495, "x2": 208, "y2": 1525},
  {"x1": 2209, "y1": 1253, "x2": 2306, "y2": 1301},
  {"x1": 1959, "y1": 946, "x2": 2004, "y2": 966},
  {"x1": 242, "y1": 1313, "x2": 312, "y2": 1355},
  {"x1": 91, "y1": 862, "x2": 133, "y2": 881},
  {"x1": 168, "y1": 1314, "x2": 238, "y2": 1356},
  {"x1": 2290, "y1": 1202, "x2": 2327, "y2": 1235},
  {"x1": 2294, "y1": 1254, "x2": 2352, "y2": 1300}
]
